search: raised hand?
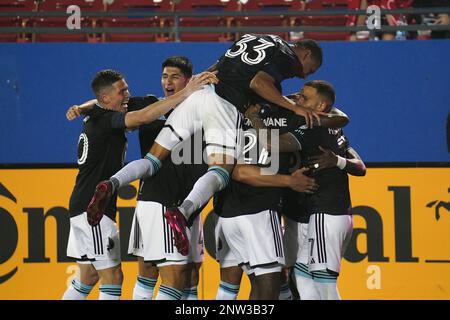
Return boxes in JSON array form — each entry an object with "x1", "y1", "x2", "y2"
[
  {"x1": 66, "y1": 105, "x2": 82, "y2": 121},
  {"x1": 307, "y1": 146, "x2": 338, "y2": 172},
  {"x1": 245, "y1": 104, "x2": 261, "y2": 119},
  {"x1": 293, "y1": 104, "x2": 326, "y2": 128},
  {"x1": 185, "y1": 71, "x2": 219, "y2": 95}
]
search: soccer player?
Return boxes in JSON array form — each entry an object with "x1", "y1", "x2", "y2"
[
  {"x1": 249, "y1": 81, "x2": 366, "y2": 300},
  {"x1": 88, "y1": 34, "x2": 325, "y2": 257},
  {"x1": 128, "y1": 130, "x2": 208, "y2": 300},
  {"x1": 213, "y1": 103, "x2": 316, "y2": 300},
  {"x1": 62, "y1": 68, "x2": 214, "y2": 300},
  {"x1": 214, "y1": 93, "x2": 350, "y2": 300},
  {"x1": 66, "y1": 57, "x2": 209, "y2": 300}
]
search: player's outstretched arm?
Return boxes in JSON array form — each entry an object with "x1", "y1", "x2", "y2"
[
  {"x1": 306, "y1": 146, "x2": 366, "y2": 176},
  {"x1": 316, "y1": 114, "x2": 349, "y2": 128},
  {"x1": 319, "y1": 107, "x2": 349, "y2": 128},
  {"x1": 232, "y1": 165, "x2": 318, "y2": 194},
  {"x1": 66, "y1": 99, "x2": 97, "y2": 121},
  {"x1": 249, "y1": 71, "x2": 325, "y2": 128},
  {"x1": 286, "y1": 95, "x2": 349, "y2": 128},
  {"x1": 123, "y1": 71, "x2": 218, "y2": 128}
]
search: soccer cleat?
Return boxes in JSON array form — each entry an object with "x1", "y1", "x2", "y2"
[
  {"x1": 164, "y1": 207, "x2": 189, "y2": 256},
  {"x1": 86, "y1": 180, "x2": 113, "y2": 226}
]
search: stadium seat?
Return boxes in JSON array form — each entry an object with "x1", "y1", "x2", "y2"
[
  {"x1": 236, "y1": 0, "x2": 293, "y2": 41},
  {"x1": 104, "y1": 0, "x2": 173, "y2": 42},
  {"x1": 0, "y1": 0, "x2": 38, "y2": 42},
  {"x1": 295, "y1": 0, "x2": 351, "y2": 41},
  {"x1": 35, "y1": 0, "x2": 105, "y2": 42},
  {"x1": 174, "y1": 0, "x2": 238, "y2": 42}
]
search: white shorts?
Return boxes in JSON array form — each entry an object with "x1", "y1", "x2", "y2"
[
  {"x1": 216, "y1": 210, "x2": 285, "y2": 276},
  {"x1": 66, "y1": 212, "x2": 121, "y2": 270},
  {"x1": 128, "y1": 201, "x2": 204, "y2": 265},
  {"x1": 282, "y1": 215, "x2": 309, "y2": 268},
  {"x1": 77, "y1": 258, "x2": 119, "y2": 271},
  {"x1": 155, "y1": 84, "x2": 243, "y2": 160},
  {"x1": 299, "y1": 213, "x2": 353, "y2": 274},
  {"x1": 213, "y1": 212, "x2": 239, "y2": 269}
]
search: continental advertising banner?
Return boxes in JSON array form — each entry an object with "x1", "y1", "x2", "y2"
[{"x1": 0, "y1": 168, "x2": 449, "y2": 299}]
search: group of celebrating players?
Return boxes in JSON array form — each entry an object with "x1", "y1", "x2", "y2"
[{"x1": 62, "y1": 33, "x2": 366, "y2": 301}]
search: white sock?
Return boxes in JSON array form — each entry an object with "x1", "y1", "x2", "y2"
[
  {"x1": 294, "y1": 263, "x2": 320, "y2": 300},
  {"x1": 155, "y1": 285, "x2": 182, "y2": 300},
  {"x1": 99, "y1": 284, "x2": 121, "y2": 300},
  {"x1": 279, "y1": 283, "x2": 292, "y2": 300},
  {"x1": 133, "y1": 276, "x2": 157, "y2": 300},
  {"x1": 62, "y1": 279, "x2": 93, "y2": 300},
  {"x1": 216, "y1": 281, "x2": 240, "y2": 300},
  {"x1": 179, "y1": 166, "x2": 229, "y2": 219},
  {"x1": 313, "y1": 270, "x2": 341, "y2": 300},
  {"x1": 181, "y1": 286, "x2": 198, "y2": 300},
  {"x1": 111, "y1": 153, "x2": 162, "y2": 189}
]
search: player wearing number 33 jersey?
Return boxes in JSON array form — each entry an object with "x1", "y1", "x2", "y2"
[{"x1": 91, "y1": 34, "x2": 323, "y2": 258}]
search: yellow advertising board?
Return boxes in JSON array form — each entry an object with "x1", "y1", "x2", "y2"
[{"x1": 0, "y1": 168, "x2": 449, "y2": 300}]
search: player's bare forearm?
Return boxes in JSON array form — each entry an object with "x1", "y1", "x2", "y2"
[
  {"x1": 124, "y1": 72, "x2": 216, "y2": 128},
  {"x1": 66, "y1": 99, "x2": 97, "y2": 121},
  {"x1": 344, "y1": 147, "x2": 366, "y2": 176},
  {"x1": 207, "y1": 62, "x2": 218, "y2": 72},
  {"x1": 233, "y1": 165, "x2": 318, "y2": 193},
  {"x1": 124, "y1": 94, "x2": 181, "y2": 128},
  {"x1": 232, "y1": 164, "x2": 292, "y2": 187},
  {"x1": 318, "y1": 114, "x2": 349, "y2": 128},
  {"x1": 249, "y1": 71, "x2": 296, "y2": 112},
  {"x1": 79, "y1": 99, "x2": 97, "y2": 111},
  {"x1": 308, "y1": 146, "x2": 366, "y2": 176}
]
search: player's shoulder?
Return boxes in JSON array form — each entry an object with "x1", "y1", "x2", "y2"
[
  {"x1": 129, "y1": 94, "x2": 159, "y2": 110},
  {"x1": 85, "y1": 105, "x2": 110, "y2": 118}
]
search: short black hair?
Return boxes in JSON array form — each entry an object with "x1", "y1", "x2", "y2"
[
  {"x1": 294, "y1": 39, "x2": 323, "y2": 66},
  {"x1": 91, "y1": 69, "x2": 123, "y2": 96},
  {"x1": 305, "y1": 80, "x2": 335, "y2": 106},
  {"x1": 162, "y1": 56, "x2": 193, "y2": 78}
]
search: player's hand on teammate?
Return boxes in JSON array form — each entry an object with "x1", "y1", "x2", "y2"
[
  {"x1": 185, "y1": 71, "x2": 219, "y2": 95},
  {"x1": 289, "y1": 167, "x2": 319, "y2": 194},
  {"x1": 307, "y1": 146, "x2": 338, "y2": 172},
  {"x1": 244, "y1": 104, "x2": 261, "y2": 119},
  {"x1": 293, "y1": 104, "x2": 326, "y2": 128},
  {"x1": 66, "y1": 105, "x2": 82, "y2": 121}
]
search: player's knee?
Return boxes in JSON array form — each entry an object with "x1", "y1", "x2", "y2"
[
  {"x1": 208, "y1": 166, "x2": 230, "y2": 190},
  {"x1": 139, "y1": 260, "x2": 159, "y2": 279}
]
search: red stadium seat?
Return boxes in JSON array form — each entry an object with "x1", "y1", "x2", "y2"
[
  {"x1": 174, "y1": 0, "x2": 238, "y2": 42},
  {"x1": 295, "y1": 0, "x2": 351, "y2": 41},
  {"x1": 0, "y1": 0, "x2": 37, "y2": 42},
  {"x1": 104, "y1": 0, "x2": 173, "y2": 42},
  {"x1": 236, "y1": 0, "x2": 293, "y2": 41},
  {"x1": 35, "y1": 0, "x2": 105, "y2": 42}
]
